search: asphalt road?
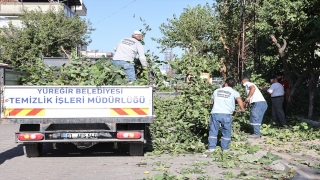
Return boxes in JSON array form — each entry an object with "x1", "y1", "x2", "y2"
[
  {"x1": 0, "y1": 124, "x2": 257, "y2": 180},
  {"x1": 0, "y1": 124, "x2": 154, "y2": 180},
  {"x1": 1, "y1": 124, "x2": 318, "y2": 180},
  {"x1": 0, "y1": 124, "x2": 227, "y2": 180}
]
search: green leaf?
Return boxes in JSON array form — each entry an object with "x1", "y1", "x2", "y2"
[{"x1": 152, "y1": 174, "x2": 165, "y2": 180}]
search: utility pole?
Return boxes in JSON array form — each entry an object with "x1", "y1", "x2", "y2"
[{"x1": 164, "y1": 48, "x2": 173, "y2": 77}]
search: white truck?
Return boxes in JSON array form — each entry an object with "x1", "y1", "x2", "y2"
[{"x1": 0, "y1": 66, "x2": 155, "y2": 157}]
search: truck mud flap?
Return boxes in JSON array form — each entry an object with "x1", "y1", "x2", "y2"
[{"x1": 130, "y1": 143, "x2": 144, "y2": 156}]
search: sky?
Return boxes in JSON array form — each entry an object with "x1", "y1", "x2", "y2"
[{"x1": 83, "y1": 0, "x2": 211, "y2": 60}]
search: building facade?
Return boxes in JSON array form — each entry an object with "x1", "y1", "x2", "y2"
[
  {"x1": 0, "y1": 0, "x2": 87, "y2": 28},
  {"x1": 0, "y1": 0, "x2": 87, "y2": 55}
]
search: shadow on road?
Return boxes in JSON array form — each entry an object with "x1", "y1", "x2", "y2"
[
  {"x1": 0, "y1": 144, "x2": 24, "y2": 165},
  {"x1": 40, "y1": 142, "x2": 134, "y2": 157}
]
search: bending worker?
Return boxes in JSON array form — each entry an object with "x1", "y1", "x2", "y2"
[
  {"x1": 113, "y1": 30, "x2": 148, "y2": 82},
  {"x1": 242, "y1": 77, "x2": 268, "y2": 138},
  {"x1": 206, "y1": 78, "x2": 245, "y2": 152}
]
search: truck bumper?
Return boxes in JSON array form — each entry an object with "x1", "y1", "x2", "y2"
[
  {"x1": 15, "y1": 130, "x2": 145, "y2": 143},
  {"x1": 1, "y1": 117, "x2": 154, "y2": 124}
]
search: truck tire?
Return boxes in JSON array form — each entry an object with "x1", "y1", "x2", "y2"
[
  {"x1": 23, "y1": 143, "x2": 43, "y2": 157},
  {"x1": 129, "y1": 143, "x2": 144, "y2": 156}
]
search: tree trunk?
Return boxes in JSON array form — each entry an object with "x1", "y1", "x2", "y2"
[
  {"x1": 308, "y1": 72, "x2": 316, "y2": 118},
  {"x1": 269, "y1": 34, "x2": 307, "y2": 97},
  {"x1": 269, "y1": 35, "x2": 292, "y2": 83},
  {"x1": 220, "y1": 58, "x2": 227, "y2": 80},
  {"x1": 306, "y1": 49, "x2": 319, "y2": 119},
  {"x1": 290, "y1": 70, "x2": 307, "y2": 96}
]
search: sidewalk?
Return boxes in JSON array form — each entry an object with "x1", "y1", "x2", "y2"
[
  {"x1": 247, "y1": 137, "x2": 320, "y2": 180},
  {"x1": 139, "y1": 136, "x2": 320, "y2": 180}
]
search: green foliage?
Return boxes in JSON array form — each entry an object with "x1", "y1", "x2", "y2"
[
  {"x1": 155, "y1": 0, "x2": 320, "y2": 119},
  {"x1": 222, "y1": 171, "x2": 235, "y2": 178},
  {"x1": 143, "y1": 171, "x2": 179, "y2": 180},
  {"x1": 255, "y1": 0, "x2": 310, "y2": 35},
  {"x1": 180, "y1": 167, "x2": 205, "y2": 174},
  {"x1": 255, "y1": 0, "x2": 320, "y2": 117},
  {"x1": 151, "y1": 33, "x2": 273, "y2": 154},
  {"x1": 131, "y1": 18, "x2": 170, "y2": 88},
  {"x1": 155, "y1": 4, "x2": 222, "y2": 75},
  {"x1": 20, "y1": 51, "x2": 128, "y2": 86},
  {"x1": 151, "y1": 11, "x2": 229, "y2": 152},
  {"x1": 245, "y1": 74, "x2": 269, "y2": 88},
  {"x1": 247, "y1": 145, "x2": 261, "y2": 154},
  {"x1": 214, "y1": 0, "x2": 246, "y2": 75},
  {"x1": 258, "y1": 150, "x2": 282, "y2": 165},
  {"x1": 133, "y1": 52, "x2": 166, "y2": 86},
  {"x1": 10, "y1": 14, "x2": 168, "y2": 87},
  {"x1": 156, "y1": 4, "x2": 219, "y2": 53},
  {"x1": 0, "y1": 7, "x2": 93, "y2": 67},
  {"x1": 150, "y1": 97, "x2": 206, "y2": 153},
  {"x1": 150, "y1": 50, "x2": 220, "y2": 153},
  {"x1": 260, "y1": 119, "x2": 320, "y2": 141}
]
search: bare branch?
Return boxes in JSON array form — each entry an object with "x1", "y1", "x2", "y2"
[
  {"x1": 219, "y1": 35, "x2": 230, "y2": 54},
  {"x1": 269, "y1": 34, "x2": 281, "y2": 49},
  {"x1": 60, "y1": 46, "x2": 71, "y2": 61},
  {"x1": 280, "y1": 38, "x2": 287, "y2": 52}
]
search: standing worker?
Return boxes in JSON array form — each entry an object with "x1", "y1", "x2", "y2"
[
  {"x1": 276, "y1": 71, "x2": 290, "y2": 117},
  {"x1": 267, "y1": 76, "x2": 287, "y2": 127},
  {"x1": 242, "y1": 77, "x2": 268, "y2": 138},
  {"x1": 113, "y1": 30, "x2": 148, "y2": 83},
  {"x1": 206, "y1": 78, "x2": 245, "y2": 152}
]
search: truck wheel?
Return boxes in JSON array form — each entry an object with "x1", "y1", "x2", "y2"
[
  {"x1": 23, "y1": 143, "x2": 43, "y2": 157},
  {"x1": 129, "y1": 143, "x2": 144, "y2": 156}
]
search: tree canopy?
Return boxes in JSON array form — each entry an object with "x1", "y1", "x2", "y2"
[
  {"x1": 0, "y1": 7, "x2": 93, "y2": 67},
  {"x1": 156, "y1": 0, "x2": 320, "y2": 118}
]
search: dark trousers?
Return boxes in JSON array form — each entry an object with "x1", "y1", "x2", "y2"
[
  {"x1": 271, "y1": 96, "x2": 287, "y2": 126},
  {"x1": 283, "y1": 98, "x2": 289, "y2": 116}
]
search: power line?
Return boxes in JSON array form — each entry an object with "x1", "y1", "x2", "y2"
[{"x1": 93, "y1": 0, "x2": 137, "y2": 25}]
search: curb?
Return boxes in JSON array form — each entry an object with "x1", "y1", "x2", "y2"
[
  {"x1": 279, "y1": 160, "x2": 315, "y2": 180},
  {"x1": 295, "y1": 116, "x2": 320, "y2": 127},
  {"x1": 255, "y1": 151, "x2": 316, "y2": 180}
]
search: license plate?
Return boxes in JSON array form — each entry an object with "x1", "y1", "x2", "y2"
[{"x1": 62, "y1": 133, "x2": 98, "y2": 139}]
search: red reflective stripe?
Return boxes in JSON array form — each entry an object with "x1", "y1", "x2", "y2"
[
  {"x1": 117, "y1": 132, "x2": 141, "y2": 139},
  {"x1": 26, "y1": 108, "x2": 43, "y2": 116},
  {"x1": 112, "y1": 108, "x2": 128, "y2": 115},
  {"x1": 17, "y1": 133, "x2": 44, "y2": 141},
  {"x1": 9, "y1": 108, "x2": 23, "y2": 116},
  {"x1": 131, "y1": 108, "x2": 147, "y2": 115}
]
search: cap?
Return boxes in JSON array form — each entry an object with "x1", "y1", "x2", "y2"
[{"x1": 133, "y1": 30, "x2": 142, "y2": 35}]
